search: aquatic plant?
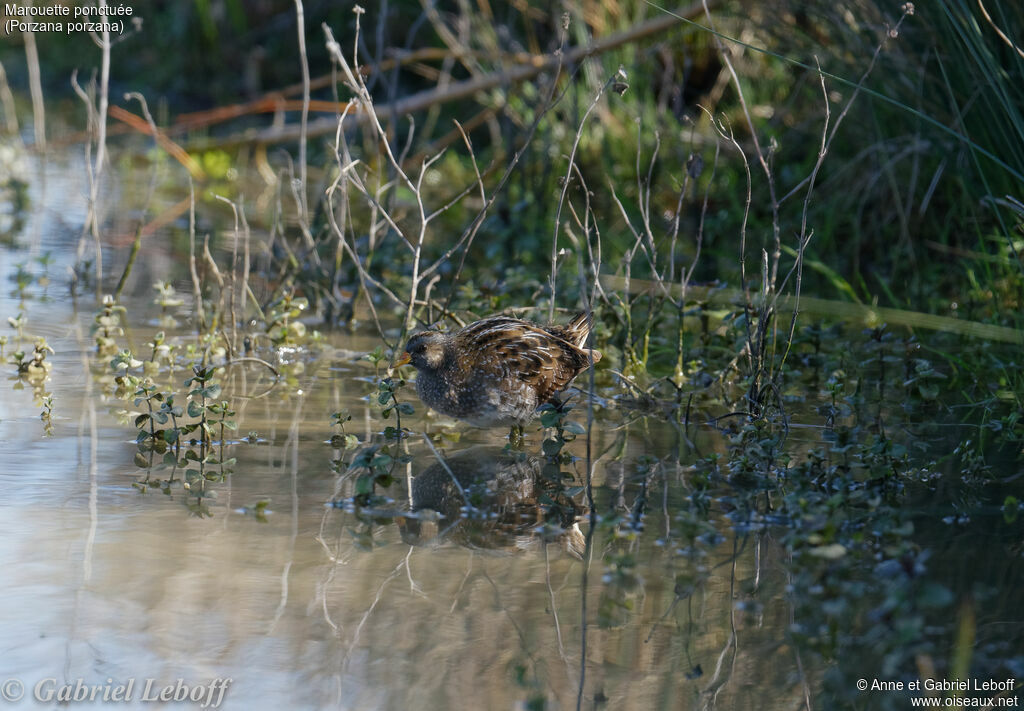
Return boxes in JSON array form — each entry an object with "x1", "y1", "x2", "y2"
[
  {"x1": 328, "y1": 410, "x2": 359, "y2": 450},
  {"x1": 153, "y1": 281, "x2": 184, "y2": 328},
  {"x1": 7, "y1": 312, "x2": 25, "y2": 341},
  {"x1": 39, "y1": 393, "x2": 54, "y2": 436},
  {"x1": 10, "y1": 336, "x2": 53, "y2": 379},
  {"x1": 1, "y1": 3, "x2": 1022, "y2": 707},
  {"x1": 265, "y1": 289, "x2": 309, "y2": 347},
  {"x1": 92, "y1": 295, "x2": 125, "y2": 356}
]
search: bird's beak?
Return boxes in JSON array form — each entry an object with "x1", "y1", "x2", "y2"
[{"x1": 394, "y1": 351, "x2": 411, "y2": 367}]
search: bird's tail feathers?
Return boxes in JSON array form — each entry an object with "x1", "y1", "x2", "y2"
[{"x1": 566, "y1": 312, "x2": 602, "y2": 362}]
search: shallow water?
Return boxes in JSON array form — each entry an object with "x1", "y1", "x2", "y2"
[{"x1": 2, "y1": 145, "x2": 1021, "y2": 711}]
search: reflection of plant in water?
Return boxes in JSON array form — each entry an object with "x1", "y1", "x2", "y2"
[
  {"x1": 537, "y1": 401, "x2": 586, "y2": 459},
  {"x1": 142, "y1": 331, "x2": 175, "y2": 377},
  {"x1": 347, "y1": 444, "x2": 405, "y2": 506},
  {"x1": 207, "y1": 400, "x2": 237, "y2": 460},
  {"x1": 7, "y1": 311, "x2": 25, "y2": 340},
  {"x1": 39, "y1": 393, "x2": 54, "y2": 436},
  {"x1": 239, "y1": 498, "x2": 271, "y2": 522},
  {"x1": 5, "y1": 254, "x2": 54, "y2": 300},
  {"x1": 8, "y1": 336, "x2": 57, "y2": 437},
  {"x1": 594, "y1": 454, "x2": 661, "y2": 629},
  {"x1": 755, "y1": 429, "x2": 957, "y2": 704},
  {"x1": 5, "y1": 311, "x2": 55, "y2": 434},
  {"x1": 570, "y1": 376, "x2": 1003, "y2": 705},
  {"x1": 10, "y1": 336, "x2": 53, "y2": 378},
  {"x1": 153, "y1": 281, "x2": 184, "y2": 328},
  {"x1": 11, "y1": 262, "x2": 32, "y2": 297},
  {"x1": 93, "y1": 295, "x2": 125, "y2": 356}
]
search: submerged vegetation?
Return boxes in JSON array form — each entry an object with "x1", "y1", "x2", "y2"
[{"x1": 1, "y1": 0, "x2": 1022, "y2": 708}]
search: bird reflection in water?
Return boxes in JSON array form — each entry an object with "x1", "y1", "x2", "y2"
[{"x1": 396, "y1": 446, "x2": 586, "y2": 559}]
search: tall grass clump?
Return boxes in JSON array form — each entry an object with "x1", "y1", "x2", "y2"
[{"x1": 746, "y1": 0, "x2": 1023, "y2": 322}]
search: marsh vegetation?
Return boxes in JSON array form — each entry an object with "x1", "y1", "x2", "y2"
[{"x1": 1, "y1": 1, "x2": 1022, "y2": 709}]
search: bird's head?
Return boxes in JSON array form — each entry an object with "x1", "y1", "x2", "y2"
[{"x1": 395, "y1": 331, "x2": 448, "y2": 371}]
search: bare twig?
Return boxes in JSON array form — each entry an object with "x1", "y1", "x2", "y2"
[
  {"x1": 0, "y1": 60, "x2": 19, "y2": 135},
  {"x1": 550, "y1": 71, "x2": 621, "y2": 322},
  {"x1": 23, "y1": 27, "x2": 45, "y2": 147},
  {"x1": 293, "y1": 0, "x2": 312, "y2": 224},
  {"x1": 977, "y1": 0, "x2": 1024, "y2": 59},
  {"x1": 213, "y1": 194, "x2": 245, "y2": 352},
  {"x1": 113, "y1": 93, "x2": 162, "y2": 302},
  {"x1": 196, "y1": 4, "x2": 707, "y2": 149},
  {"x1": 187, "y1": 180, "x2": 207, "y2": 332}
]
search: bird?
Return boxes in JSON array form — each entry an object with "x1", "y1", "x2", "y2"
[{"x1": 394, "y1": 312, "x2": 601, "y2": 430}]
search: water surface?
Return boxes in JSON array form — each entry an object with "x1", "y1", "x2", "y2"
[{"x1": 2, "y1": 144, "x2": 1021, "y2": 711}]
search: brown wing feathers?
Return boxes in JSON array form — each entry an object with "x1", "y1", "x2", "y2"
[{"x1": 459, "y1": 315, "x2": 600, "y2": 404}]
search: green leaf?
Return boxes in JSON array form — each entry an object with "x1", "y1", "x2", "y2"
[
  {"x1": 355, "y1": 474, "x2": 374, "y2": 496},
  {"x1": 1003, "y1": 496, "x2": 1020, "y2": 524},
  {"x1": 372, "y1": 454, "x2": 393, "y2": 473},
  {"x1": 563, "y1": 420, "x2": 586, "y2": 435},
  {"x1": 807, "y1": 544, "x2": 847, "y2": 560},
  {"x1": 540, "y1": 411, "x2": 561, "y2": 428},
  {"x1": 918, "y1": 582, "x2": 954, "y2": 609},
  {"x1": 542, "y1": 438, "x2": 563, "y2": 457}
]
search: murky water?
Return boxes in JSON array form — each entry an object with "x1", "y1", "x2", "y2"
[{"x1": 2, "y1": 145, "x2": 1021, "y2": 711}]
